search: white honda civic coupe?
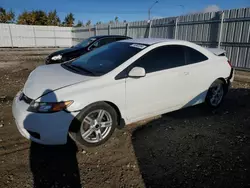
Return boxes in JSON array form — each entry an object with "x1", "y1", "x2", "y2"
[{"x1": 12, "y1": 38, "x2": 234, "y2": 147}]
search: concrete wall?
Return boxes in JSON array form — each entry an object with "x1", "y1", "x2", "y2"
[{"x1": 0, "y1": 24, "x2": 72, "y2": 47}]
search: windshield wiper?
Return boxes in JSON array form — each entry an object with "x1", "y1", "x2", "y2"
[{"x1": 71, "y1": 65, "x2": 95, "y2": 76}]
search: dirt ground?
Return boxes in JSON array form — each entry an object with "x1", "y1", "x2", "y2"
[{"x1": 0, "y1": 48, "x2": 250, "y2": 188}]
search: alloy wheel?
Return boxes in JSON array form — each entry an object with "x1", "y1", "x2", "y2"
[
  {"x1": 80, "y1": 109, "x2": 112, "y2": 143},
  {"x1": 209, "y1": 84, "x2": 224, "y2": 107}
]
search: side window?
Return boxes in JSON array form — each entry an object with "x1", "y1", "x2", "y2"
[
  {"x1": 133, "y1": 45, "x2": 185, "y2": 73},
  {"x1": 185, "y1": 47, "x2": 208, "y2": 64}
]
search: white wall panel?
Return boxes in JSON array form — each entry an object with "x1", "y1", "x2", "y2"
[{"x1": 0, "y1": 24, "x2": 72, "y2": 47}]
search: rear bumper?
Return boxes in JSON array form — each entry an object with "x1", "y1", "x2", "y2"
[{"x1": 12, "y1": 91, "x2": 78, "y2": 145}]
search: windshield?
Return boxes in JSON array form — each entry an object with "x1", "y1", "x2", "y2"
[
  {"x1": 74, "y1": 37, "x2": 97, "y2": 48},
  {"x1": 68, "y1": 42, "x2": 147, "y2": 76}
]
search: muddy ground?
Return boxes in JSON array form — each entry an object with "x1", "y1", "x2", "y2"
[{"x1": 0, "y1": 48, "x2": 250, "y2": 188}]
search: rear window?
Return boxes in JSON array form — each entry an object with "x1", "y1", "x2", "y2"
[
  {"x1": 185, "y1": 47, "x2": 208, "y2": 64},
  {"x1": 68, "y1": 42, "x2": 148, "y2": 76}
]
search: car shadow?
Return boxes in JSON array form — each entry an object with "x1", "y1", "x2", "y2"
[
  {"x1": 132, "y1": 88, "x2": 250, "y2": 188},
  {"x1": 23, "y1": 90, "x2": 82, "y2": 188},
  {"x1": 29, "y1": 139, "x2": 81, "y2": 188}
]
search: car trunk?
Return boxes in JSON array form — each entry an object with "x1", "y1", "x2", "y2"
[{"x1": 206, "y1": 48, "x2": 226, "y2": 56}]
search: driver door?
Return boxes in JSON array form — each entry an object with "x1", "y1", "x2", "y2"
[{"x1": 125, "y1": 45, "x2": 189, "y2": 122}]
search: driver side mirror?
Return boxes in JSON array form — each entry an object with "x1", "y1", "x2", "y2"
[{"x1": 128, "y1": 67, "x2": 146, "y2": 78}]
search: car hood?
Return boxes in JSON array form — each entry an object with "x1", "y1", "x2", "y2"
[
  {"x1": 23, "y1": 64, "x2": 95, "y2": 99},
  {"x1": 49, "y1": 46, "x2": 85, "y2": 57}
]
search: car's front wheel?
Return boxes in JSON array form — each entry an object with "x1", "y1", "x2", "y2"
[
  {"x1": 206, "y1": 79, "x2": 226, "y2": 108},
  {"x1": 69, "y1": 102, "x2": 117, "y2": 147}
]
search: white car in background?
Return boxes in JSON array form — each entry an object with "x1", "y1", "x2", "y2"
[{"x1": 12, "y1": 38, "x2": 234, "y2": 147}]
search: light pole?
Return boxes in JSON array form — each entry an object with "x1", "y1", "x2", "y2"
[
  {"x1": 178, "y1": 5, "x2": 185, "y2": 15},
  {"x1": 148, "y1": 0, "x2": 159, "y2": 21}
]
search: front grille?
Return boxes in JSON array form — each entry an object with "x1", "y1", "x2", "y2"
[{"x1": 20, "y1": 93, "x2": 33, "y2": 104}]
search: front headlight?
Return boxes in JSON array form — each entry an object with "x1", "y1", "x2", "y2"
[
  {"x1": 28, "y1": 100, "x2": 73, "y2": 113},
  {"x1": 51, "y1": 54, "x2": 62, "y2": 61}
]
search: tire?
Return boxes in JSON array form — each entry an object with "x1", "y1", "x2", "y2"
[
  {"x1": 205, "y1": 79, "x2": 226, "y2": 108},
  {"x1": 69, "y1": 102, "x2": 117, "y2": 148}
]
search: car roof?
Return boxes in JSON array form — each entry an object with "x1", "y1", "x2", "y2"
[
  {"x1": 120, "y1": 38, "x2": 183, "y2": 45},
  {"x1": 94, "y1": 35, "x2": 131, "y2": 39}
]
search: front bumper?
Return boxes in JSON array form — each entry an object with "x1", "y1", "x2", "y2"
[{"x1": 12, "y1": 91, "x2": 78, "y2": 145}]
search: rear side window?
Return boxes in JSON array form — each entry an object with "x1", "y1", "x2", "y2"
[
  {"x1": 134, "y1": 45, "x2": 185, "y2": 73},
  {"x1": 115, "y1": 37, "x2": 127, "y2": 41},
  {"x1": 185, "y1": 47, "x2": 208, "y2": 64}
]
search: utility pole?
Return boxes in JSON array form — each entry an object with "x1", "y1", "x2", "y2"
[{"x1": 148, "y1": 0, "x2": 159, "y2": 21}]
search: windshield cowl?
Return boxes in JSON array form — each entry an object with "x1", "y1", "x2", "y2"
[{"x1": 61, "y1": 62, "x2": 98, "y2": 76}]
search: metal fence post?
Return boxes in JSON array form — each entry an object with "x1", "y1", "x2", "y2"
[
  {"x1": 95, "y1": 25, "x2": 98, "y2": 36},
  {"x1": 53, "y1": 27, "x2": 57, "y2": 47},
  {"x1": 218, "y1": 12, "x2": 225, "y2": 48},
  {"x1": 8, "y1": 25, "x2": 13, "y2": 48},
  {"x1": 32, "y1": 26, "x2": 37, "y2": 47},
  {"x1": 126, "y1": 23, "x2": 129, "y2": 36},
  {"x1": 148, "y1": 20, "x2": 152, "y2": 38},
  {"x1": 108, "y1": 24, "x2": 111, "y2": 35},
  {"x1": 175, "y1": 17, "x2": 179, "y2": 39}
]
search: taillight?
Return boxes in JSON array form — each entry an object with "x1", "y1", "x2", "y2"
[{"x1": 227, "y1": 60, "x2": 232, "y2": 67}]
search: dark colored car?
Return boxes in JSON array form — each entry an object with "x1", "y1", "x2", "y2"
[{"x1": 45, "y1": 35, "x2": 132, "y2": 64}]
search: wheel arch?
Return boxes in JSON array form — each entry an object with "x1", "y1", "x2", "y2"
[
  {"x1": 217, "y1": 77, "x2": 228, "y2": 92},
  {"x1": 70, "y1": 100, "x2": 125, "y2": 131},
  {"x1": 208, "y1": 77, "x2": 227, "y2": 88},
  {"x1": 103, "y1": 101, "x2": 124, "y2": 128},
  {"x1": 217, "y1": 77, "x2": 227, "y2": 84}
]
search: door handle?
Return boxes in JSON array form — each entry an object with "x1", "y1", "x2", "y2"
[{"x1": 184, "y1": 72, "x2": 189, "y2": 75}]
